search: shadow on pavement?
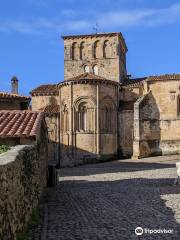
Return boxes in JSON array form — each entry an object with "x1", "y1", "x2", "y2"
[
  {"x1": 60, "y1": 160, "x2": 176, "y2": 177},
  {"x1": 39, "y1": 177, "x2": 180, "y2": 240}
]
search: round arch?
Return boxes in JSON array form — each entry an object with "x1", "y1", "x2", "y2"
[
  {"x1": 100, "y1": 96, "x2": 117, "y2": 110},
  {"x1": 73, "y1": 96, "x2": 96, "y2": 111}
]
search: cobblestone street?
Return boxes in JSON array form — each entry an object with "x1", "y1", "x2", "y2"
[{"x1": 32, "y1": 155, "x2": 180, "y2": 240}]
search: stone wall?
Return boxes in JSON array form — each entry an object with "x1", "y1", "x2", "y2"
[
  {"x1": 119, "y1": 110, "x2": 134, "y2": 157},
  {"x1": 45, "y1": 115, "x2": 60, "y2": 166},
  {"x1": 0, "y1": 137, "x2": 36, "y2": 146},
  {"x1": 132, "y1": 83, "x2": 180, "y2": 158},
  {"x1": 119, "y1": 88, "x2": 140, "y2": 157},
  {"x1": 132, "y1": 92, "x2": 159, "y2": 159},
  {"x1": 0, "y1": 99, "x2": 25, "y2": 111},
  {"x1": 137, "y1": 91, "x2": 160, "y2": 157},
  {"x1": 147, "y1": 80, "x2": 180, "y2": 155},
  {"x1": 31, "y1": 95, "x2": 59, "y2": 111},
  {"x1": 0, "y1": 145, "x2": 47, "y2": 239}
]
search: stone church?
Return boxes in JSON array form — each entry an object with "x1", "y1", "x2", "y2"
[{"x1": 30, "y1": 32, "x2": 180, "y2": 167}]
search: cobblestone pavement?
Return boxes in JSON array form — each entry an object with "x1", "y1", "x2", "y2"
[{"x1": 31, "y1": 155, "x2": 180, "y2": 240}]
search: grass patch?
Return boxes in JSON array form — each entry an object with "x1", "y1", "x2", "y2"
[
  {"x1": 0, "y1": 145, "x2": 10, "y2": 154},
  {"x1": 16, "y1": 208, "x2": 40, "y2": 240}
]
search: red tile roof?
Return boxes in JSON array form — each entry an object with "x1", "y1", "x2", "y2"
[
  {"x1": 122, "y1": 77, "x2": 147, "y2": 88},
  {"x1": 0, "y1": 92, "x2": 30, "y2": 100},
  {"x1": 122, "y1": 74, "x2": 180, "y2": 88},
  {"x1": 148, "y1": 74, "x2": 180, "y2": 81},
  {"x1": 40, "y1": 105, "x2": 59, "y2": 113},
  {"x1": 0, "y1": 111, "x2": 44, "y2": 138},
  {"x1": 30, "y1": 84, "x2": 58, "y2": 95},
  {"x1": 66, "y1": 73, "x2": 107, "y2": 81}
]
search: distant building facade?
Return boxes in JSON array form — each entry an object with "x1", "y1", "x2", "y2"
[
  {"x1": 0, "y1": 77, "x2": 30, "y2": 110},
  {"x1": 0, "y1": 110, "x2": 47, "y2": 147},
  {"x1": 30, "y1": 32, "x2": 180, "y2": 167}
]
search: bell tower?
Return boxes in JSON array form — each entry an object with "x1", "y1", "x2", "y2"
[{"x1": 62, "y1": 32, "x2": 128, "y2": 83}]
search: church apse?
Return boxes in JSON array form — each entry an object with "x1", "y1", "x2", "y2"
[{"x1": 59, "y1": 76, "x2": 120, "y2": 167}]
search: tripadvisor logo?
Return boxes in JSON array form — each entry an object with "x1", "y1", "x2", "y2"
[
  {"x1": 135, "y1": 227, "x2": 174, "y2": 236},
  {"x1": 135, "y1": 227, "x2": 143, "y2": 236}
]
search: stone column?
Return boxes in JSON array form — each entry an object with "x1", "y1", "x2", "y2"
[
  {"x1": 96, "y1": 83, "x2": 100, "y2": 155},
  {"x1": 132, "y1": 94, "x2": 147, "y2": 159},
  {"x1": 93, "y1": 108, "x2": 96, "y2": 153},
  {"x1": 132, "y1": 102, "x2": 140, "y2": 159},
  {"x1": 59, "y1": 86, "x2": 62, "y2": 167},
  {"x1": 56, "y1": 113, "x2": 60, "y2": 167},
  {"x1": 69, "y1": 82, "x2": 73, "y2": 155},
  {"x1": 116, "y1": 85, "x2": 120, "y2": 157}
]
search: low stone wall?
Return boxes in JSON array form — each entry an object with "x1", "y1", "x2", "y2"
[{"x1": 0, "y1": 145, "x2": 47, "y2": 240}]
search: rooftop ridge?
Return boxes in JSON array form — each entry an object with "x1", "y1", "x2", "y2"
[
  {"x1": 122, "y1": 77, "x2": 147, "y2": 87},
  {"x1": 65, "y1": 72, "x2": 108, "y2": 81},
  {"x1": 123, "y1": 73, "x2": 180, "y2": 87},
  {"x1": 39, "y1": 104, "x2": 60, "y2": 113},
  {"x1": 30, "y1": 84, "x2": 59, "y2": 95},
  {"x1": 148, "y1": 73, "x2": 180, "y2": 80},
  {"x1": 0, "y1": 92, "x2": 30, "y2": 100},
  {"x1": 62, "y1": 32, "x2": 122, "y2": 39}
]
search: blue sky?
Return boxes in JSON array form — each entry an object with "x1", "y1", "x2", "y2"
[{"x1": 0, "y1": 0, "x2": 180, "y2": 95}]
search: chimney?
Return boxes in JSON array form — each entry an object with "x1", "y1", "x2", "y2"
[{"x1": 11, "y1": 76, "x2": 19, "y2": 94}]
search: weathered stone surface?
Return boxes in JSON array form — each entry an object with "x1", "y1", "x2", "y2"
[
  {"x1": 58, "y1": 81, "x2": 119, "y2": 167},
  {"x1": 0, "y1": 145, "x2": 47, "y2": 239},
  {"x1": 132, "y1": 79, "x2": 180, "y2": 159},
  {"x1": 63, "y1": 33, "x2": 127, "y2": 82}
]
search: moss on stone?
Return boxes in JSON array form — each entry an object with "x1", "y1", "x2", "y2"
[{"x1": 0, "y1": 145, "x2": 10, "y2": 154}]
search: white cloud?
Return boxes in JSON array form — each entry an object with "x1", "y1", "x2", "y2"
[
  {"x1": 147, "y1": 4, "x2": 180, "y2": 26},
  {"x1": 98, "y1": 4, "x2": 180, "y2": 28},
  {"x1": 0, "y1": 4, "x2": 180, "y2": 35},
  {"x1": 0, "y1": 20, "x2": 47, "y2": 35}
]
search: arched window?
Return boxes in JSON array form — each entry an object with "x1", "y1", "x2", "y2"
[
  {"x1": 93, "y1": 40, "x2": 101, "y2": 59},
  {"x1": 100, "y1": 98, "x2": 116, "y2": 133},
  {"x1": 75, "y1": 102, "x2": 88, "y2": 132},
  {"x1": 84, "y1": 65, "x2": 90, "y2": 73},
  {"x1": 93, "y1": 65, "x2": 98, "y2": 75},
  {"x1": 103, "y1": 40, "x2": 111, "y2": 58},
  {"x1": 74, "y1": 99, "x2": 95, "y2": 132},
  {"x1": 80, "y1": 41, "x2": 85, "y2": 60},
  {"x1": 101, "y1": 106, "x2": 111, "y2": 132},
  {"x1": 72, "y1": 42, "x2": 78, "y2": 60},
  {"x1": 79, "y1": 105, "x2": 87, "y2": 131}
]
